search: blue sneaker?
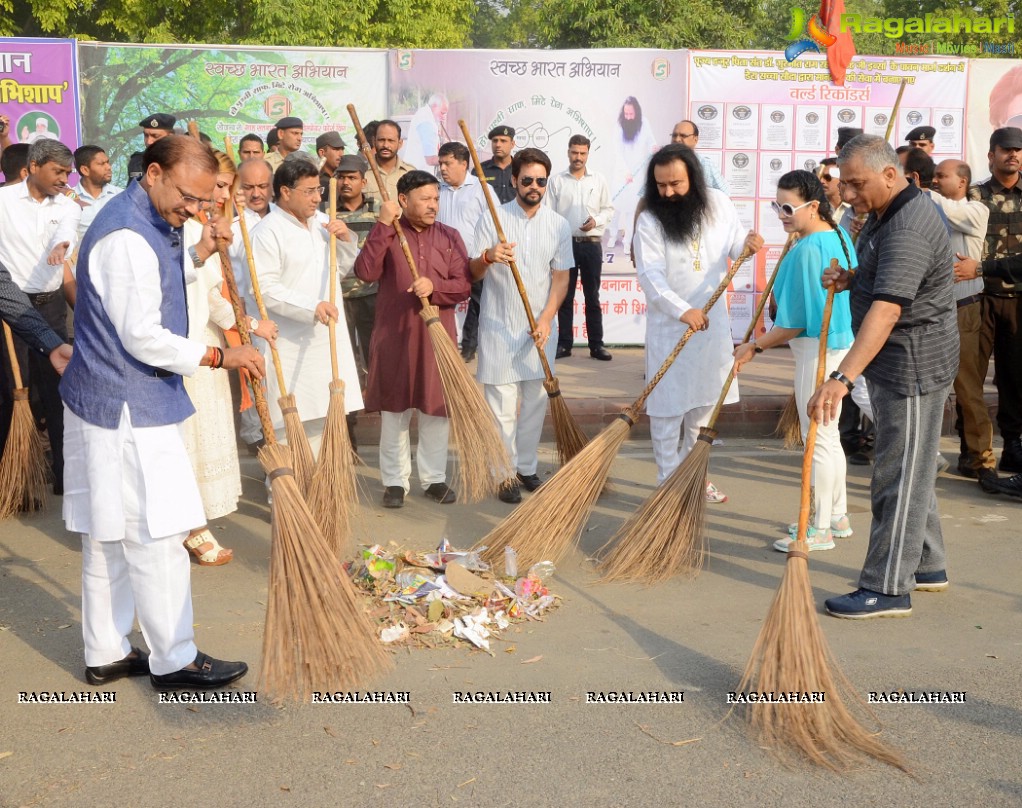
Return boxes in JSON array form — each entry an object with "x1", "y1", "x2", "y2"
[
  {"x1": 825, "y1": 588, "x2": 912, "y2": 619},
  {"x1": 914, "y1": 570, "x2": 949, "y2": 592}
]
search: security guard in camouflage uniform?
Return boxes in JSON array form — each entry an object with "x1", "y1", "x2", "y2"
[
  {"x1": 329, "y1": 154, "x2": 378, "y2": 453},
  {"x1": 967, "y1": 127, "x2": 1022, "y2": 481}
]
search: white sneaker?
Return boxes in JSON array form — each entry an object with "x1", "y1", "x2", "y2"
[
  {"x1": 705, "y1": 482, "x2": 728, "y2": 504},
  {"x1": 774, "y1": 527, "x2": 835, "y2": 552}
]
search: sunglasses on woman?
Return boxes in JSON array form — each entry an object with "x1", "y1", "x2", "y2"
[
  {"x1": 771, "y1": 200, "x2": 815, "y2": 217},
  {"x1": 518, "y1": 176, "x2": 548, "y2": 187}
]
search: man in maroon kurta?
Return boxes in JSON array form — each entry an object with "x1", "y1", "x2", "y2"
[{"x1": 354, "y1": 170, "x2": 471, "y2": 508}]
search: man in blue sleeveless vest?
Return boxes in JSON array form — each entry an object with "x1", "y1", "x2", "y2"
[{"x1": 60, "y1": 136, "x2": 265, "y2": 689}]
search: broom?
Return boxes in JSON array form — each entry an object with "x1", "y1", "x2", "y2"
[
  {"x1": 475, "y1": 249, "x2": 756, "y2": 571},
  {"x1": 218, "y1": 219, "x2": 391, "y2": 703},
  {"x1": 235, "y1": 198, "x2": 317, "y2": 496},
  {"x1": 735, "y1": 272, "x2": 907, "y2": 772},
  {"x1": 306, "y1": 177, "x2": 358, "y2": 556},
  {"x1": 0, "y1": 324, "x2": 50, "y2": 518},
  {"x1": 458, "y1": 118, "x2": 589, "y2": 465},
  {"x1": 597, "y1": 234, "x2": 797, "y2": 583},
  {"x1": 347, "y1": 104, "x2": 513, "y2": 502}
]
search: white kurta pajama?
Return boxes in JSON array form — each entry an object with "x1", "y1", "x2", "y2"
[
  {"x1": 634, "y1": 189, "x2": 745, "y2": 483},
  {"x1": 63, "y1": 231, "x2": 207, "y2": 676},
  {"x1": 248, "y1": 208, "x2": 363, "y2": 453},
  {"x1": 471, "y1": 202, "x2": 574, "y2": 476}
]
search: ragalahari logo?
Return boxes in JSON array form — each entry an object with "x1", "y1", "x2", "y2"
[{"x1": 784, "y1": 7, "x2": 837, "y2": 61}]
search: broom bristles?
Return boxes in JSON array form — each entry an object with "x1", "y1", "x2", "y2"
[
  {"x1": 258, "y1": 442, "x2": 390, "y2": 703},
  {"x1": 0, "y1": 391, "x2": 50, "y2": 518},
  {"x1": 597, "y1": 431, "x2": 713, "y2": 584},
  {"x1": 544, "y1": 376, "x2": 589, "y2": 466},
  {"x1": 476, "y1": 415, "x2": 633, "y2": 569},
  {"x1": 423, "y1": 306, "x2": 514, "y2": 502},
  {"x1": 736, "y1": 545, "x2": 909, "y2": 773},
  {"x1": 775, "y1": 392, "x2": 804, "y2": 450},
  {"x1": 306, "y1": 380, "x2": 358, "y2": 558},
  {"x1": 279, "y1": 393, "x2": 315, "y2": 495}
]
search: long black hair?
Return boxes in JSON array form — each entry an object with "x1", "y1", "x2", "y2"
[{"x1": 776, "y1": 169, "x2": 852, "y2": 272}]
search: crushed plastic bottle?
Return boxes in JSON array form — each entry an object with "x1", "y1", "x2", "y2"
[
  {"x1": 527, "y1": 561, "x2": 556, "y2": 582},
  {"x1": 504, "y1": 547, "x2": 519, "y2": 578}
]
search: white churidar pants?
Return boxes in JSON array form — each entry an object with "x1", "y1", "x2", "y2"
[
  {"x1": 649, "y1": 404, "x2": 714, "y2": 484},
  {"x1": 379, "y1": 409, "x2": 449, "y2": 492},
  {"x1": 484, "y1": 379, "x2": 546, "y2": 477}
]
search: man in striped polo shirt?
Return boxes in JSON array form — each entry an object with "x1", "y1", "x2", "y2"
[
  {"x1": 469, "y1": 147, "x2": 574, "y2": 504},
  {"x1": 809, "y1": 134, "x2": 958, "y2": 619}
]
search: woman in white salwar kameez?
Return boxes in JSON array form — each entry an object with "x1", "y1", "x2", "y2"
[{"x1": 181, "y1": 152, "x2": 277, "y2": 565}]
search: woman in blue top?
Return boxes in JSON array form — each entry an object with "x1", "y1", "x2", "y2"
[{"x1": 733, "y1": 170, "x2": 856, "y2": 552}]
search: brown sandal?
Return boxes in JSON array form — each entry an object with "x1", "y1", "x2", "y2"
[{"x1": 183, "y1": 529, "x2": 233, "y2": 566}]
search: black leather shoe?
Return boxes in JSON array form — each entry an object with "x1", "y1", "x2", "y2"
[
  {"x1": 846, "y1": 451, "x2": 871, "y2": 466},
  {"x1": 150, "y1": 651, "x2": 248, "y2": 690},
  {"x1": 1000, "y1": 438, "x2": 1022, "y2": 473},
  {"x1": 246, "y1": 439, "x2": 265, "y2": 456},
  {"x1": 517, "y1": 472, "x2": 543, "y2": 492},
  {"x1": 498, "y1": 481, "x2": 521, "y2": 503},
  {"x1": 994, "y1": 473, "x2": 1022, "y2": 499},
  {"x1": 957, "y1": 462, "x2": 978, "y2": 479},
  {"x1": 86, "y1": 647, "x2": 150, "y2": 686},
  {"x1": 382, "y1": 486, "x2": 405, "y2": 508},
  {"x1": 590, "y1": 347, "x2": 613, "y2": 361},
  {"x1": 423, "y1": 482, "x2": 457, "y2": 504},
  {"x1": 978, "y1": 468, "x2": 1001, "y2": 494},
  {"x1": 555, "y1": 346, "x2": 572, "y2": 359}
]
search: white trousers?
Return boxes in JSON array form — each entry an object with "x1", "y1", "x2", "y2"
[
  {"x1": 484, "y1": 380, "x2": 546, "y2": 476},
  {"x1": 379, "y1": 409, "x2": 449, "y2": 491},
  {"x1": 649, "y1": 405, "x2": 714, "y2": 484},
  {"x1": 239, "y1": 405, "x2": 263, "y2": 444},
  {"x1": 790, "y1": 337, "x2": 849, "y2": 528},
  {"x1": 80, "y1": 440, "x2": 197, "y2": 675}
]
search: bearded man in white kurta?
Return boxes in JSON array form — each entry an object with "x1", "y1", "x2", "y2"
[
  {"x1": 249, "y1": 155, "x2": 363, "y2": 452},
  {"x1": 634, "y1": 144, "x2": 763, "y2": 501},
  {"x1": 470, "y1": 148, "x2": 573, "y2": 504}
]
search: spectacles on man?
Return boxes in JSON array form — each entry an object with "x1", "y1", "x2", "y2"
[
  {"x1": 175, "y1": 184, "x2": 213, "y2": 211},
  {"x1": 672, "y1": 131, "x2": 696, "y2": 142},
  {"x1": 518, "y1": 176, "x2": 548, "y2": 187},
  {"x1": 771, "y1": 199, "x2": 815, "y2": 217},
  {"x1": 290, "y1": 185, "x2": 325, "y2": 197}
]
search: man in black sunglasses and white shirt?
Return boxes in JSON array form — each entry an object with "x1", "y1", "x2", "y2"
[{"x1": 469, "y1": 147, "x2": 573, "y2": 504}]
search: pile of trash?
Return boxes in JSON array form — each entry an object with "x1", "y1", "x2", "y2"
[{"x1": 348, "y1": 540, "x2": 561, "y2": 654}]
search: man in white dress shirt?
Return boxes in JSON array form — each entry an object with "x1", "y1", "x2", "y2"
[
  {"x1": 73, "y1": 146, "x2": 122, "y2": 241},
  {"x1": 546, "y1": 134, "x2": 615, "y2": 361},
  {"x1": 670, "y1": 121, "x2": 730, "y2": 194},
  {"x1": 249, "y1": 156, "x2": 363, "y2": 452},
  {"x1": 60, "y1": 135, "x2": 264, "y2": 688},
  {"x1": 634, "y1": 144, "x2": 762, "y2": 501},
  {"x1": 437, "y1": 141, "x2": 487, "y2": 250},
  {"x1": 0, "y1": 138, "x2": 81, "y2": 492},
  {"x1": 470, "y1": 147, "x2": 574, "y2": 504}
]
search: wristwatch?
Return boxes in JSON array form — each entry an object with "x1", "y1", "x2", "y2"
[
  {"x1": 975, "y1": 263, "x2": 984, "y2": 277},
  {"x1": 188, "y1": 245, "x2": 205, "y2": 268},
  {"x1": 829, "y1": 371, "x2": 855, "y2": 392}
]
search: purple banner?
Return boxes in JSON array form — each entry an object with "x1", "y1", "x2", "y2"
[{"x1": 0, "y1": 38, "x2": 80, "y2": 181}]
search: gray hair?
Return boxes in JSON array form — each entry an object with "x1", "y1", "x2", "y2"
[
  {"x1": 837, "y1": 134, "x2": 899, "y2": 173},
  {"x1": 28, "y1": 138, "x2": 73, "y2": 168}
]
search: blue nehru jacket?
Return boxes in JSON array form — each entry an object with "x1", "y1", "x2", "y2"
[{"x1": 60, "y1": 179, "x2": 195, "y2": 429}]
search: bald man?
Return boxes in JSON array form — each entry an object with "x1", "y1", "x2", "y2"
[
  {"x1": 669, "y1": 120, "x2": 729, "y2": 193},
  {"x1": 932, "y1": 159, "x2": 995, "y2": 490}
]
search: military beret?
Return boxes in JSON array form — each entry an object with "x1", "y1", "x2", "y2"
[
  {"x1": 275, "y1": 116, "x2": 304, "y2": 130},
  {"x1": 488, "y1": 125, "x2": 515, "y2": 140},
  {"x1": 990, "y1": 127, "x2": 1022, "y2": 150},
  {"x1": 316, "y1": 131, "x2": 346, "y2": 151},
  {"x1": 835, "y1": 127, "x2": 863, "y2": 149},
  {"x1": 905, "y1": 126, "x2": 936, "y2": 142},
  {"x1": 335, "y1": 154, "x2": 368, "y2": 175},
  {"x1": 139, "y1": 113, "x2": 176, "y2": 131}
]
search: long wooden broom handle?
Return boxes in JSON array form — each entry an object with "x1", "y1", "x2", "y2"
[
  {"x1": 793, "y1": 278, "x2": 838, "y2": 545},
  {"x1": 2, "y1": 322, "x2": 24, "y2": 389},
  {"x1": 347, "y1": 105, "x2": 431, "y2": 311},
  {"x1": 706, "y1": 233, "x2": 799, "y2": 426},
  {"x1": 458, "y1": 119, "x2": 555, "y2": 381},
  {"x1": 626, "y1": 249, "x2": 753, "y2": 419},
  {"x1": 328, "y1": 177, "x2": 339, "y2": 380}
]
